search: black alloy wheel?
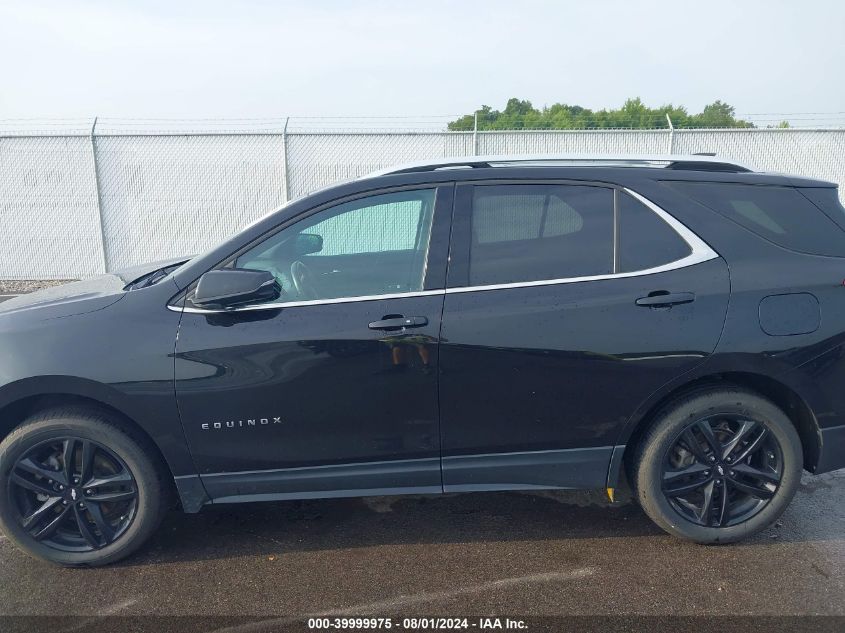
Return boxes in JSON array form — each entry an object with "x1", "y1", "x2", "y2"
[
  {"x1": 8, "y1": 437, "x2": 139, "y2": 552},
  {"x1": 633, "y1": 388, "x2": 802, "y2": 544},
  {"x1": 661, "y1": 416, "x2": 783, "y2": 528}
]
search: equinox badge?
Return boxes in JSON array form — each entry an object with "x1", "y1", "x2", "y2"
[{"x1": 201, "y1": 417, "x2": 283, "y2": 430}]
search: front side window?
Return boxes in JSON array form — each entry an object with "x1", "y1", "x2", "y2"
[
  {"x1": 467, "y1": 184, "x2": 614, "y2": 286},
  {"x1": 234, "y1": 188, "x2": 436, "y2": 302}
]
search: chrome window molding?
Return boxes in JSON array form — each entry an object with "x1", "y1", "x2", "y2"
[
  {"x1": 171, "y1": 289, "x2": 447, "y2": 314},
  {"x1": 443, "y1": 255, "x2": 714, "y2": 295},
  {"x1": 172, "y1": 188, "x2": 719, "y2": 314}
]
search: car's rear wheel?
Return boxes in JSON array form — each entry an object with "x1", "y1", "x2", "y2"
[
  {"x1": 0, "y1": 407, "x2": 165, "y2": 566},
  {"x1": 632, "y1": 388, "x2": 802, "y2": 543}
]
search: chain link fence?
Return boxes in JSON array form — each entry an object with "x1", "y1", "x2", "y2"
[{"x1": 2, "y1": 121, "x2": 844, "y2": 279}]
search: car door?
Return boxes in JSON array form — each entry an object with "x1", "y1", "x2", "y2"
[
  {"x1": 439, "y1": 181, "x2": 730, "y2": 491},
  {"x1": 174, "y1": 185, "x2": 453, "y2": 502}
]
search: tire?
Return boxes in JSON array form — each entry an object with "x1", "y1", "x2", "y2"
[
  {"x1": 0, "y1": 407, "x2": 166, "y2": 566},
  {"x1": 632, "y1": 388, "x2": 802, "y2": 544}
]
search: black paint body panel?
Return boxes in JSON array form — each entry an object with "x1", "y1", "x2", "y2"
[
  {"x1": 0, "y1": 277, "x2": 197, "y2": 477},
  {"x1": 439, "y1": 259, "x2": 730, "y2": 470},
  {"x1": 174, "y1": 294, "x2": 444, "y2": 477},
  {"x1": 201, "y1": 458, "x2": 442, "y2": 503},
  {"x1": 442, "y1": 448, "x2": 615, "y2": 491}
]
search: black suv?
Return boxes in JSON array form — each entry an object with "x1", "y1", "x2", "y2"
[{"x1": 2, "y1": 155, "x2": 844, "y2": 566}]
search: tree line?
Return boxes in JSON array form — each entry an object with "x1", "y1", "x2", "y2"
[{"x1": 447, "y1": 98, "x2": 781, "y2": 130}]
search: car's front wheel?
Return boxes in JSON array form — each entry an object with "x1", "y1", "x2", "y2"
[
  {"x1": 0, "y1": 407, "x2": 166, "y2": 566},
  {"x1": 632, "y1": 388, "x2": 803, "y2": 543}
]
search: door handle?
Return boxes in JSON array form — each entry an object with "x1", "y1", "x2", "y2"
[
  {"x1": 635, "y1": 292, "x2": 696, "y2": 308},
  {"x1": 368, "y1": 316, "x2": 429, "y2": 331}
]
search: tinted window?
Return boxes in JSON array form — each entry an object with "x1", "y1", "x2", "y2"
[
  {"x1": 617, "y1": 192, "x2": 691, "y2": 272},
  {"x1": 305, "y1": 198, "x2": 425, "y2": 256},
  {"x1": 668, "y1": 182, "x2": 845, "y2": 256},
  {"x1": 798, "y1": 187, "x2": 845, "y2": 231},
  {"x1": 235, "y1": 189, "x2": 435, "y2": 302},
  {"x1": 468, "y1": 185, "x2": 613, "y2": 286}
]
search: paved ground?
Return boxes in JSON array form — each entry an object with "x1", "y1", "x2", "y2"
[{"x1": 0, "y1": 471, "x2": 842, "y2": 620}]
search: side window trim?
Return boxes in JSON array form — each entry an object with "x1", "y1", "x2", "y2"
[
  {"x1": 612, "y1": 188, "x2": 621, "y2": 273},
  {"x1": 443, "y1": 184, "x2": 719, "y2": 295},
  {"x1": 179, "y1": 288, "x2": 448, "y2": 314}
]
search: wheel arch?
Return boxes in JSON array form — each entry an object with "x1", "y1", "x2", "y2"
[
  {"x1": 0, "y1": 378, "x2": 204, "y2": 511},
  {"x1": 611, "y1": 371, "x2": 821, "y2": 488}
]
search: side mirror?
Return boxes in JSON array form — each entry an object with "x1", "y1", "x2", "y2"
[
  {"x1": 295, "y1": 233, "x2": 323, "y2": 256},
  {"x1": 193, "y1": 269, "x2": 281, "y2": 309}
]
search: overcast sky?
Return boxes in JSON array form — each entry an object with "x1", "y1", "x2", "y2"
[{"x1": 1, "y1": 0, "x2": 843, "y2": 125}]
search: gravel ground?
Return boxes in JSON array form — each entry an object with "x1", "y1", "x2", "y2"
[{"x1": 0, "y1": 279, "x2": 75, "y2": 294}]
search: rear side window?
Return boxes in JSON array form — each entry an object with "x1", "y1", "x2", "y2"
[
  {"x1": 468, "y1": 185, "x2": 614, "y2": 286},
  {"x1": 456, "y1": 184, "x2": 699, "y2": 288},
  {"x1": 617, "y1": 192, "x2": 692, "y2": 273},
  {"x1": 668, "y1": 182, "x2": 845, "y2": 256}
]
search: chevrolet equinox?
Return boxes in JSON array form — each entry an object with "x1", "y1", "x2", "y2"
[{"x1": 1, "y1": 154, "x2": 844, "y2": 566}]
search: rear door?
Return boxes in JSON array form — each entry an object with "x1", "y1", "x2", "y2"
[{"x1": 439, "y1": 181, "x2": 730, "y2": 491}]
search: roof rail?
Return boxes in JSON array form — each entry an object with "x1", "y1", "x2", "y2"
[{"x1": 364, "y1": 153, "x2": 755, "y2": 178}]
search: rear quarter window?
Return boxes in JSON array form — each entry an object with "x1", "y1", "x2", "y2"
[
  {"x1": 797, "y1": 187, "x2": 845, "y2": 231},
  {"x1": 617, "y1": 192, "x2": 691, "y2": 272},
  {"x1": 667, "y1": 182, "x2": 845, "y2": 257}
]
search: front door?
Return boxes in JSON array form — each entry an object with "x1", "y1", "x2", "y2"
[
  {"x1": 174, "y1": 186, "x2": 452, "y2": 502},
  {"x1": 439, "y1": 182, "x2": 730, "y2": 491}
]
